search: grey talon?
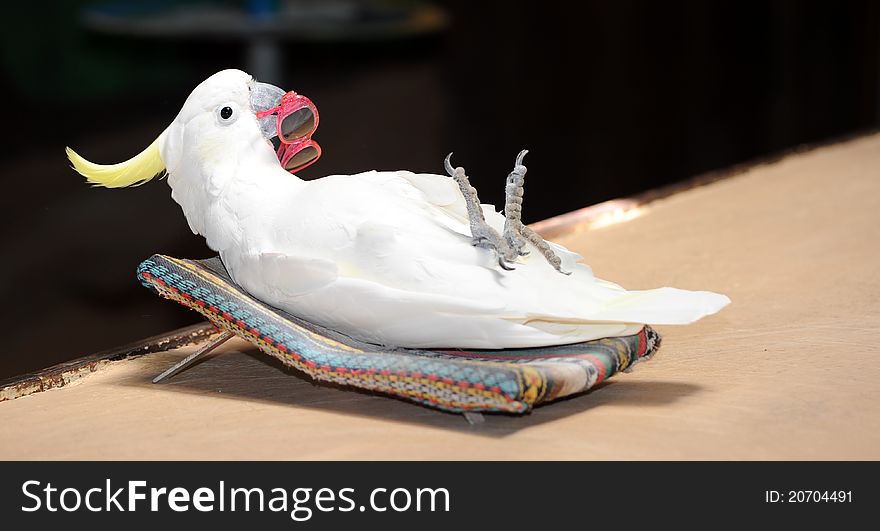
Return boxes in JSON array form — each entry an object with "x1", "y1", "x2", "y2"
[
  {"x1": 444, "y1": 153, "x2": 455, "y2": 176},
  {"x1": 498, "y1": 258, "x2": 515, "y2": 271}
]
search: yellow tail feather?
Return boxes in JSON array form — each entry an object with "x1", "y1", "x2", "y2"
[{"x1": 66, "y1": 131, "x2": 167, "y2": 188}]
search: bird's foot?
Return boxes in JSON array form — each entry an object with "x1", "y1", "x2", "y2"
[
  {"x1": 444, "y1": 153, "x2": 520, "y2": 270},
  {"x1": 500, "y1": 150, "x2": 571, "y2": 275}
]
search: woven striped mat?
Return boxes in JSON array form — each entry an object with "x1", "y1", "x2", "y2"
[{"x1": 137, "y1": 255, "x2": 661, "y2": 414}]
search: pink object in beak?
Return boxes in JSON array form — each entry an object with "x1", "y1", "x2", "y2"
[{"x1": 256, "y1": 91, "x2": 322, "y2": 174}]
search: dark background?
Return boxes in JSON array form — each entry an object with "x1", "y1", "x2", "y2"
[{"x1": 1, "y1": 0, "x2": 878, "y2": 380}]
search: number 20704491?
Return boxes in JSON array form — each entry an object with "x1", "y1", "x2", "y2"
[{"x1": 765, "y1": 491, "x2": 852, "y2": 503}]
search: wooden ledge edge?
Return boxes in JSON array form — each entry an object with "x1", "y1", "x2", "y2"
[{"x1": 0, "y1": 323, "x2": 218, "y2": 402}]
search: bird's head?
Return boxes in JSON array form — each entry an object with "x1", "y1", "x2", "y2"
[{"x1": 66, "y1": 69, "x2": 286, "y2": 188}]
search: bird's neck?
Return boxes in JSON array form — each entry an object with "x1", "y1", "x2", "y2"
[{"x1": 168, "y1": 152, "x2": 304, "y2": 255}]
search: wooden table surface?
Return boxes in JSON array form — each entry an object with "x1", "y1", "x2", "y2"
[{"x1": 2, "y1": 134, "x2": 878, "y2": 460}]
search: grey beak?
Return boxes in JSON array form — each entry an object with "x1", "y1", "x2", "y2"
[{"x1": 250, "y1": 80, "x2": 285, "y2": 139}]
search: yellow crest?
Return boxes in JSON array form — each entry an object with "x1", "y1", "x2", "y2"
[{"x1": 66, "y1": 131, "x2": 167, "y2": 188}]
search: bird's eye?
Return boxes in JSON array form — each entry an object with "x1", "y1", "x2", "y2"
[{"x1": 220, "y1": 106, "x2": 234, "y2": 120}]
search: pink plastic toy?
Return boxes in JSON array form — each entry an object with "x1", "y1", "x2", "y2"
[{"x1": 256, "y1": 91, "x2": 322, "y2": 173}]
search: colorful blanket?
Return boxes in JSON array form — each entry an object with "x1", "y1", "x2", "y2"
[{"x1": 137, "y1": 255, "x2": 661, "y2": 414}]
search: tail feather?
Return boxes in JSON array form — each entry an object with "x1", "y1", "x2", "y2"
[{"x1": 587, "y1": 287, "x2": 730, "y2": 325}]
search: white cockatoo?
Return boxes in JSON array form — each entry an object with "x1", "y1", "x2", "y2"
[{"x1": 67, "y1": 69, "x2": 729, "y2": 349}]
